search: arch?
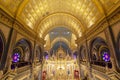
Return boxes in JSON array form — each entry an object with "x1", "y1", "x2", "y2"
[
  {"x1": 35, "y1": 45, "x2": 42, "y2": 62},
  {"x1": 37, "y1": 13, "x2": 83, "y2": 38},
  {"x1": 15, "y1": 38, "x2": 33, "y2": 62},
  {"x1": 50, "y1": 41, "x2": 71, "y2": 55},
  {"x1": 73, "y1": 51, "x2": 78, "y2": 59},
  {"x1": 12, "y1": 46, "x2": 23, "y2": 63},
  {"x1": 79, "y1": 45, "x2": 86, "y2": 61},
  {"x1": 89, "y1": 37, "x2": 107, "y2": 60},
  {"x1": 11, "y1": 38, "x2": 33, "y2": 69},
  {"x1": 51, "y1": 37, "x2": 70, "y2": 48},
  {"x1": 0, "y1": 30, "x2": 6, "y2": 64},
  {"x1": 44, "y1": 51, "x2": 49, "y2": 59},
  {"x1": 89, "y1": 37, "x2": 112, "y2": 68}
]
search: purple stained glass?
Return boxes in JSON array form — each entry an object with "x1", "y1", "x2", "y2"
[
  {"x1": 45, "y1": 55, "x2": 49, "y2": 59},
  {"x1": 73, "y1": 54, "x2": 77, "y2": 59},
  {"x1": 12, "y1": 53, "x2": 20, "y2": 62},
  {"x1": 102, "y1": 52, "x2": 110, "y2": 62}
]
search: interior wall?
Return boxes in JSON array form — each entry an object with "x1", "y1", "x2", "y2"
[
  {"x1": 0, "y1": 23, "x2": 10, "y2": 42},
  {"x1": 77, "y1": 7, "x2": 120, "y2": 80},
  {"x1": 111, "y1": 21, "x2": 120, "y2": 41}
]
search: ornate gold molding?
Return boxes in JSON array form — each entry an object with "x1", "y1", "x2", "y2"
[
  {"x1": 0, "y1": 8, "x2": 45, "y2": 45},
  {"x1": 76, "y1": 7, "x2": 120, "y2": 45},
  {"x1": 0, "y1": 9, "x2": 13, "y2": 27}
]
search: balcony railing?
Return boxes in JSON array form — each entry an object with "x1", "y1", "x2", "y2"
[
  {"x1": 91, "y1": 64, "x2": 106, "y2": 73},
  {"x1": 11, "y1": 62, "x2": 31, "y2": 69},
  {"x1": 91, "y1": 60, "x2": 112, "y2": 73},
  {"x1": 17, "y1": 65, "x2": 31, "y2": 73},
  {"x1": 91, "y1": 60, "x2": 112, "y2": 68},
  {"x1": 80, "y1": 60, "x2": 87, "y2": 65}
]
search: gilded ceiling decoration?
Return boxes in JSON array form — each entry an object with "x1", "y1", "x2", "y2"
[
  {"x1": 38, "y1": 14, "x2": 82, "y2": 38},
  {"x1": 49, "y1": 27, "x2": 72, "y2": 42},
  {"x1": 0, "y1": 0, "x2": 23, "y2": 16},
  {"x1": 51, "y1": 37, "x2": 70, "y2": 48},
  {"x1": 50, "y1": 41, "x2": 70, "y2": 54},
  {"x1": 0, "y1": 0, "x2": 119, "y2": 38},
  {"x1": 100, "y1": 0, "x2": 119, "y2": 13}
]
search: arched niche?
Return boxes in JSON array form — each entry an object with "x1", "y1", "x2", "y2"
[
  {"x1": 79, "y1": 46, "x2": 86, "y2": 61},
  {"x1": 89, "y1": 37, "x2": 112, "y2": 68},
  {"x1": 11, "y1": 39, "x2": 32, "y2": 69},
  {"x1": 73, "y1": 51, "x2": 78, "y2": 59},
  {"x1": 44, "y1": 52, "x2": 49, "y2": 60},
  {"x1": 35, "y1": 45, "x2": 42, "y2": 62},
  {"x1": 0, "y1": 30, "x2": 5, "y2": 65}
]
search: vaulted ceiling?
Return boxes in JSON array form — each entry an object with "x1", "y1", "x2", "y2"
[{"x1": 0, "y1": 0, "x2": 119, "y2": 38}]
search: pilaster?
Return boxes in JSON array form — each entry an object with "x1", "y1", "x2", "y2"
[
  {"x1": 5, "y1": 28, "x2": 17, "y2": 71},
  {"x1": 104, "y1": 26, "x2": 117, "y2": 71}
]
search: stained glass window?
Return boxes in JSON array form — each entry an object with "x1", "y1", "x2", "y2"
[
  {"x1": 12, "y1": 53, "x2": 20, "y2": 63},
  {"x1": 102, "y1": 52, "x2": 110, "y2": 62},
  {"x1": 101, "y1": 48, "x2": 110, "y2": 62}
]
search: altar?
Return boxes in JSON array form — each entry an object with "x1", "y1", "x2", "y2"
[{"x1": 42, "y1": 46, "x2": 79, "y2": 80}]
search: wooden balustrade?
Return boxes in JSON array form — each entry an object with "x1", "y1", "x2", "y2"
[
  {"x1": 17, "y1": 65, "x2": 31, "y2": 73},
  {"x1": 91, "y1": 64, "x2": 106, "y2": 73}
]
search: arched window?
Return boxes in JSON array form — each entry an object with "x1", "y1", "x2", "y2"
[
  {"x1": 0, "y1": 35, "x2": 3, "y2": 62},
  {"x1": 99, "y1": 47, "x2": 110, "y2": 62},
  {"x1": 12, "y1": 47, "x2": 23, "y2": 63}
]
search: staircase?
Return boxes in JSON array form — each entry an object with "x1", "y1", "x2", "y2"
[
  {"x1": 1, "y1": 71, "x2": 16, "y2": 80},
  {"x1": 107, "y1": 71, "x2": 120, "y2": 80}
]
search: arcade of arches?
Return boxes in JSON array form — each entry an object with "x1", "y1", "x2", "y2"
[{"x1": 0, "y1": 0, "x2": 120, "y2": 80}]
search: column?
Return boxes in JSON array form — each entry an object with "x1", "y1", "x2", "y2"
[
  {"x1": 5, "y1": 28, "x2": 17, "y2": 71},
  {"x1": 104, "y1": 27, "x2": 117, "y2": 71}
]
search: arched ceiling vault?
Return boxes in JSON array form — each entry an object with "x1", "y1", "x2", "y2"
[
  {"x1": 42, "y1": 25, "x2": 78, "y2": 39},
  {"x1": 0, "y1": 0, "x2": 119, "y2": 38},
  {"x1": 51, "y1": 37, "x2": 70, "y2": 48},
  {"x1": 37, "y1": 13, "x2": 83, "y2": 38}
]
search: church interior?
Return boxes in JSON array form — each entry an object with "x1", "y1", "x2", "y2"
[{"x1": 0, "y1": 0, "x2": 120, "y2": 80}]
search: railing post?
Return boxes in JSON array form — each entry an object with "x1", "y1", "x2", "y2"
[
  {"x1": 0, "y1": 70, "x2": 3, "y2": 79},
  {"x1": 106, "y1": 62, "x2": 109, "y2": 73}
]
